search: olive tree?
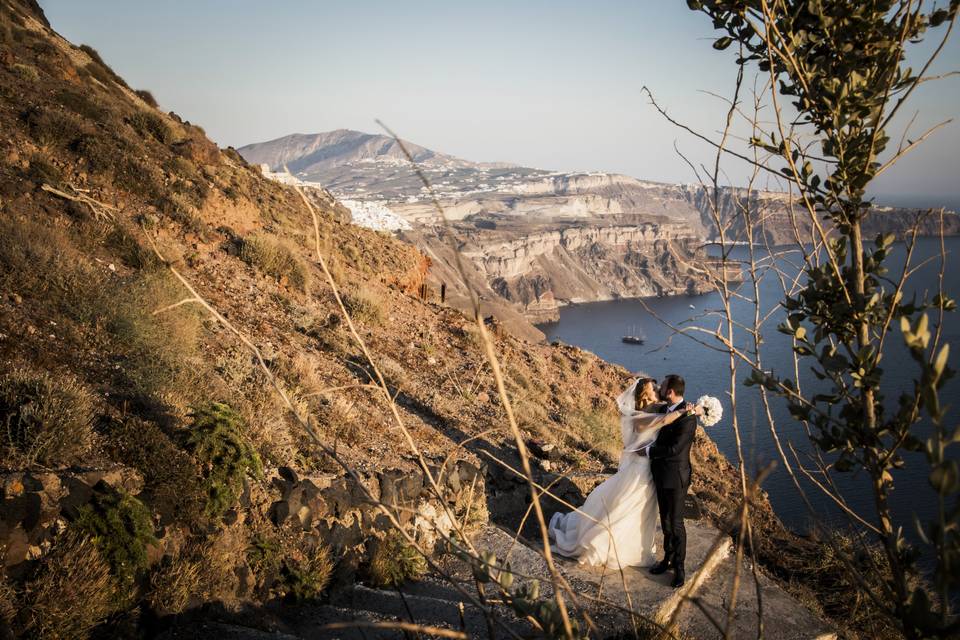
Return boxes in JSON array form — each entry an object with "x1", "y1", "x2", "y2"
[{"x1": 682, "y1": 0, "x2": 959, "y2": 636}]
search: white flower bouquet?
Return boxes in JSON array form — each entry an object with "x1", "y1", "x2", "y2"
[{"x1": 695, "y1": 395, "x2": 723, "y2": 427}]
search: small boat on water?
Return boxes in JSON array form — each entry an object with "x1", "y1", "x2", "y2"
[{"x1": 622, "y1": 335, "x2": 645, "y2": 345}]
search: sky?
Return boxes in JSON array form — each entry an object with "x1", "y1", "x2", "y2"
[{"x1": 40, "y1": 1, "x2": 960, "y2": 209}]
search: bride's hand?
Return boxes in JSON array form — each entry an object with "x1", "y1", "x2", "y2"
[{"x1": 693, "y1": 404, "x2": 705, "y2": 417}]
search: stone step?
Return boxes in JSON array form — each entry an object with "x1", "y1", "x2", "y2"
[{"x1": 673, "y1": 554, "x2": 837, "y2": 640}]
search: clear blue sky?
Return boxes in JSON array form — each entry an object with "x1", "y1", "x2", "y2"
[{"x1": 40, "y1": 1, "x2": 960, "y2": 209}]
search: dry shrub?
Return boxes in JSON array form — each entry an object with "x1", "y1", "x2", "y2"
[
  {"x1": 56, "y1": 88, "x2": 109, "y2": 121},
  {"x1": 147, "y1": 555, "x2": 201, "y2": 616},
  {"x1": 127, "y1": 109, "x2": 172, "y2": 145},
  {"x1": 19, "y1": 531, "x2": 117, "y2": 639},
  {"x1": 101, "y1": 415, "x2": 204, "y2": 525},
  {"x1": 368, "y1": 529, "x2": 426, "y2": 588},
  {"x1": 241, "y1": 234, "x2": 311, "y2": 293},
  {"x1": 282, "y1": 544, "x2": 334, "y2": 602},
  {"x1": 106, "y1": 270, "x2": 206, "y2": 409},
  {"x1": 568, "y1": 407, "x2": 621, "y2": 460},
  {"x1": 79, "y1": 43, "x2": 130, "y2": 90},
  {"x1": 0, "y1": 367, "x2": 96, "y2": 467},
  {"x1": 134, "y1": 88, "x2": 158, "y2": 108},
  {"x1": 342, "y1": 285, "x2": 385, "y2": 325},
  {"x1": 195, "y1": 526, "x2": 248, "y2": 602},
  {"x1": 21, "y1": 105, "x2": 91, "y2": 150},
  {"x1": 12, "y1": 62, "x2": 38, "y2": 81},
  {"x1": 0, "y1": 574, "x2": 16, "y2": 632}
]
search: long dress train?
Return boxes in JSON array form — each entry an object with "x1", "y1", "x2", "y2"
[{"x1": 547, "y1": 381, "x2": 670, "y2": 569}]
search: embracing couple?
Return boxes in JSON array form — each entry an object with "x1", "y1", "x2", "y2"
[{"x1": 548, "y1": 374, "x2": 716, "y2": 589}]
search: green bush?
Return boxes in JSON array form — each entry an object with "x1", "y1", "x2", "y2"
[
  {"x1": 73, "y1": 484, "x2": 157, "y2": 594},
  {"x1": 185, "y1": 402, "x2": 263, "y2": 518},
  {"x1": 240, "y1": 234, "x2": 311, "y2": 293},
  {"x1": 368, "y1": 530, "x2": 426, "y2": 588},
  {"x1": 0, "y1": 368, "x2": 96, "y2": 467}
]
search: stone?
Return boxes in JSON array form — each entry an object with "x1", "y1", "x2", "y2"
[
  {"x1": 277, "y1": 466, "x2": 299, "y2": 484},
  {"x1": 270, "y1": 500, "x2": 291, "y2": 526}
]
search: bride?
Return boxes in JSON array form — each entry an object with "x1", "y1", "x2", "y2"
[{"x1": 548, "y1": 377, "x2": 702, "y2": 569}]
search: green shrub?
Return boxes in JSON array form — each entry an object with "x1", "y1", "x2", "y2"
[
  {"x1": 342, "y1": 286, "x2": 385, "y2": 325},
  {"x1": 127, "y1": 109, "x2": 172, "y2": 145},
  {"x1": 18, "y1": 531, "x2": 117, "y2": 640},
  {"x1": 185, "y1": 402, "x2": 263, "y2": 518},
  {"x1": 0, "y1": 368, "x2": 96, "y2": 467},
  {"x1": 240, "y1": 234, "x2": 311, "y2": 293},
  {"x1": 368, "y1": 530, "x2": 426, "y2": 588},
  {"x1": 73, "y1": 484, "x2": 157, "y2": 594},
  {"x1": 282, "y1": 545, "x2": 334, "y2": 602}
]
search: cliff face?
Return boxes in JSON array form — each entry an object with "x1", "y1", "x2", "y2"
[{"x1": 457, "y1": 222, "x2": 710, "y2": 321}]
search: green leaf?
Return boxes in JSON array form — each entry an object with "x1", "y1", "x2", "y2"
[{"x1": 713, "y1": 36, "x2": 733, "y2": 50}]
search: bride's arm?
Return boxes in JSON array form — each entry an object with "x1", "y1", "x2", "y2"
[{"x1": 632, "y1": 408, "x2": 685, "y2": 433}]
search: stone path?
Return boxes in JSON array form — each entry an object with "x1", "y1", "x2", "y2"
[{"x1": 161, "y1": 519, "x2": 837, "y2": 639}]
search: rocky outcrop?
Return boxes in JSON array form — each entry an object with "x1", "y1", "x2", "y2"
[{"x1": 421, "y1": 220, "x2": 715, "y2": 323}]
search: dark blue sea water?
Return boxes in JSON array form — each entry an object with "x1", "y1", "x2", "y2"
[{"x1": 539, "y1": 237, "x2": 960, "y2": 548}]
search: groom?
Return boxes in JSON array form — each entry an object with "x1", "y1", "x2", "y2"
[{"x1": 639, "y1": 374, "x2": 696, "y2": 588}]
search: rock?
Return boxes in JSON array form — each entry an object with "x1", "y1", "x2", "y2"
[{"x1": 277, "y1": 466, "x2": 299, "y2": 484}]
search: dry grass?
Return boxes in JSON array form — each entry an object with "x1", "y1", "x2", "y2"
[
  {"x1": 0, "y1": 367, "x2": 97, "y2": 467},
  {"x1": 241, "y1": 234, "x2": 311, "y2": 293},
  {"x1": 19, "y1": 531, "x2": 117, "y2": 640},
  {"x1": 368, "y1": 530, "x2": 427, "y2": 588},
  {"x1": 282, "y1": 544, "x2": 334, "y2": 602},
  {"x1": 342, "y1": 285, "x2": 385, "y2": 325},
  {"x1": 147, "y1": 555, "x2": 202, "y2": 616},
  {"x1": 568, "y1": 407, "x2": 621, "y2": 460}
]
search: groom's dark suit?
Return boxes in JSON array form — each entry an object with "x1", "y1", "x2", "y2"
[{"x1": 649, "y1": 402, "x2": 697, "y2": 570}]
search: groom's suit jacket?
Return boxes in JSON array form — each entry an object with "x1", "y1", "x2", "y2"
[{"x1": 649, "y1": 403, "x2": 697, "y2": 490}]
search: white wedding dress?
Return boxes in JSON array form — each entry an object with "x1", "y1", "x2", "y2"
[{"x1": 548, "y1": 380, "x2": 669, "y2": 569}]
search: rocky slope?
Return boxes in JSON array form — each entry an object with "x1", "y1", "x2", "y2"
[{"x1": 0, "y1": 3, "x2": 888, "y2": 638}]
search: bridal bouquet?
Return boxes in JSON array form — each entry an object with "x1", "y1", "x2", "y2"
[{"x1": 695, "y1": 395, "x2": 723, "y2": 427}]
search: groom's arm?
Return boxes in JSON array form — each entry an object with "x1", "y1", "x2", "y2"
[{"x1": 648, "y1": 415, "x2": 696, "y2": 460}]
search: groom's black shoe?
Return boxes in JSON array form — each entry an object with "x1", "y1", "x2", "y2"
[
  {"x1": 649, "y1": 559, "x2": 671, "y2": 575},
  {"x1": 671, "y1": 568, "x2": 686, "y2": 589}
]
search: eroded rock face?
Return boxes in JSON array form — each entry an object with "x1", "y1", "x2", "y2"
[{"x1": 0, "y1": 466, "x2": 143, "y2": 573}]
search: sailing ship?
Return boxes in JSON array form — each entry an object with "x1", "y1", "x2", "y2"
[{"x1": 621, "y1": 324, "x2": 645, "y2": 345}]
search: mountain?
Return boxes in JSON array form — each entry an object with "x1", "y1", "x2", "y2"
[{"x1": 241, "y1": 131, "x2": 960, "y2": 330}]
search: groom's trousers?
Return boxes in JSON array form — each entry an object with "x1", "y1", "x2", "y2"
[{"x1": 656, "y1": 484, "x2": 687, "y2": 569}]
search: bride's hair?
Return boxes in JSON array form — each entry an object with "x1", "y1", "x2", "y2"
[{"x1": 634, "y1": 377, "x2": 658, "y2": 410}]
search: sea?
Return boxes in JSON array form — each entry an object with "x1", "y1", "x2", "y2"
[{"x1": 538, "y1": 236, "x2": 960, "y2": 554}]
